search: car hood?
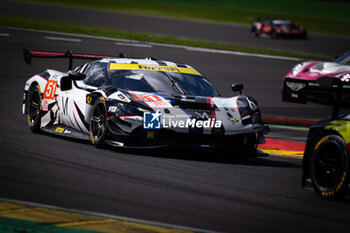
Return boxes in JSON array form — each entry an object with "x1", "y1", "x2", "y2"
[
  {"x1": 310, "y1": 62, "x2": 350, "y2": 74},
  {"x1": 285, "y1": 61, "x2": 350, "y2": 81},
  {"x1": 105, "y1": 90, "x2": 263, "y2": 135}
]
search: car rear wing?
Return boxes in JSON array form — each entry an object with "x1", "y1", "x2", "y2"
[
  {"x1": 282, "y1": 76, "x2": 350, "y2": 119},
  {"x1": 23, "y1": 48, "x2": 122, "y2": 70}
]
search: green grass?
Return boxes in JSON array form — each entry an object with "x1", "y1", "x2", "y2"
[
  {"x1": 0, "y1": 14, "x2": 330, "y2": 60},
  {"x1": 20, "y1": 0, "x2": 350, "y2": 37},
  {"x1": 135, "y1": 0, "x2": 350, "y2": 20}
]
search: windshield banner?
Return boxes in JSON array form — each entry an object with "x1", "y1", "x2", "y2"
[{"x1": 110, "y1": 63, "x2": 201, "y2": 76}]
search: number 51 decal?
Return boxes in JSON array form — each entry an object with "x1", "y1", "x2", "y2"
[{"x1": 43, "y1": 80, "x2": 58, "y2": 100}]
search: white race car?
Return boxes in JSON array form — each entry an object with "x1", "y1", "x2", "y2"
[{"x1": 23, "y1": 49, "x2": 267, "y2": 151}]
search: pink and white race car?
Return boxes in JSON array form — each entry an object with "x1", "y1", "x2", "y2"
[
  {"x1": 283, "y1": 51, "x2": 350, "y2": 105},
  {"x1": 285, "y1": 51, "x2": 350, "y2": 81}
]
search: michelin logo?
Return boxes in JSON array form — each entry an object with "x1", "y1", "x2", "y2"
[{"x1": 143, "y1": 111, "x2": 161, "y2": 129}]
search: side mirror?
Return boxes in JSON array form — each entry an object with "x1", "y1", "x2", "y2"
[
  {"x1": 69, "y1": 71, "x2": 86, "y2": 80},
  {"x1": 61, "y1": 71, "x2": 86, "y2": 91},
  {"x1": 232, "y1": 83, "x2": 244, "y2": 94}
]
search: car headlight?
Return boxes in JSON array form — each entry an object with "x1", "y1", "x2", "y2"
[
  {"x1": 292, "y1": 63, "x2": 303, "y2": 76},
  {"x1": 251, "y1": 112, "x2": 261, "y2": 124},
  {"x1": 237, "y1": 96, "x2": 261, "y2": 125}
]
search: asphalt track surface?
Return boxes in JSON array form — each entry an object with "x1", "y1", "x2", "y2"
[
  {"x1": 2, "y1": 27, "x2": 350, "y2": 233},
  {"x1": 1, "y1": 0, "x2": 349, "y2": 57}
]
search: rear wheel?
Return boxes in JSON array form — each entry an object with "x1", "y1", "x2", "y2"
[
  {"x1": 89, "y1": 98, "x2": 108, "y2": 147},
  {"x1": 27, "y1": 85, "x2": 42, "y2": 133},
  {"x1": 310, "y1": 135, "x2": 349, "y2": 200}
]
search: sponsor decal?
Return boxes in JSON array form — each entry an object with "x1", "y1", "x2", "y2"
[
  {"x1": 64, "y1": 129, "x2": 71, "y2": 134},
  {"x1": 108, "y1": 106, "x2": 118, "y2": 113},
  {"x1": 194, "y1": 111, "x2": 210, "y2": 120},
  {"x1": 341, "y1": 73, "x2": 350, "y2": 82},
  {"x1": 109, "y1": 63, "x2": 201, "y2": 76},
  {"x1": 286, "y1": 82, "x2": 306, "y2": 92},
  {"x1": 132, "y1": 93, "x2": 172, "y2": 107},
  {"x1": 109, "y1": 92, "x2": 132, "y2": 103},
  {"x1": 55, "y1": 127, "x2": 65, "y2": 133},
  {"x1": 42, "y1": 99, "x2": 49, "y2": 111},
  {"x1": 309, "y1": 73, "x2": 319, "y2": 77},
  {"x1": 120, "y1": 115, "x2": 143, "y2": 123},
  {"x1": 147, "y1": 131, "x2": 155, "y2": 139},
  {"x1": 118, "y1": 93, "x2": 131, "y2": 103}
]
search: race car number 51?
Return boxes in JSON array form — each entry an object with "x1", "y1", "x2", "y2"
[{"x1": 44, "y1": 80, "x2": 58, "y2": 100}]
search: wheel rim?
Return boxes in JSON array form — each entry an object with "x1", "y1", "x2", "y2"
[
  {"x1": 90, "y1": 103, "x2": 106, "y2": 140},
  {"x1": 28, "y1": 90, "x2": 40, "y2": 126},
  {"x1": 313, "y1": 141, "x2": 344, "y2": 191}
]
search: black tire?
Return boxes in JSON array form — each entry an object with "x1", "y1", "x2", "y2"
[
  {"x1": 310, "y1": 135, "x2": 349, "y2": 200},
  {"x1": 27, "y1": 84, "x2": 42, "y2": 133},
  {"x1": 251, "y1": 26, "x2": 258, "y2": 37},
  {"x1": 302, "y1": 31, "x2": 308, "y2": 39},
  {"x1": 271, "y1": 30, "x2": 278, "y2": 39},
  {"x1": 242, "y1": 133, "x2": 258, "y2": 153},
  {"x1": 89, "y1": 98, "x2": 108, "y2": 147}
]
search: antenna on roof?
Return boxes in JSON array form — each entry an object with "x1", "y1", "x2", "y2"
[
  {"x1": 129, "y1": 30, "x2": 133, "y2": 58},
  {"x1": 119, "y1": 53, "x2": 126, "y2": 58},
  {"x1": 147, "y1": 35, "x2": 152, "y2": 59}
]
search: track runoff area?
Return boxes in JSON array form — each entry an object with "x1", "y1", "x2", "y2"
[
  {"x1": 0, "y1": 198, "x2": 209, "y2": 233},
  {"x1": 259, "y1": 117, "x2": 312, "y2": 159},
  {"x1": 258, "y1": 135, "x2": 306, "y2": 159}
]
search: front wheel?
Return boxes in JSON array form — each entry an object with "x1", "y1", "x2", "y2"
[
  {"x1": 27, "y1": 85, "x2": 42, "y2": 133},
  {"x1": 89, "y1": 98, "x2": 109, "y2": 147},
  {"x1": 242, "y1": 133, "x2": 258, "y2": 153},
  {"x1": 271, "y1": 30, "x2": 279, "y2": 39},
  {"x1": 251, "y1": 26, "x2": 258, "y2": 37},
  {"x1": 310, "y1": 135, "x2": 349, "y2": 200}
]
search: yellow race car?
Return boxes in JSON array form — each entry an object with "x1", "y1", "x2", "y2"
[{"x1": 283, "y1": 76, "x2": 350, "y2": 200}]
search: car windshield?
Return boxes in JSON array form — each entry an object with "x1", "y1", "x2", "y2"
[
  {"x1": 109, "y1": 70, "x2": 220, "y2": 97},
  {"x1": 334, "y1": 51, "x2": 350, "y2": 65}
]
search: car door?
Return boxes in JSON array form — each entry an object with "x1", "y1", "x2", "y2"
[{"x1": 57, "y1": 62, "x2": 107, "y2": 133}]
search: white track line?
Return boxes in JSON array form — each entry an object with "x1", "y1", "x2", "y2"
[
  {"x1": 3, "y1": 26, "x2": 301, "y2": 61},
  {"x1": 44, "y1": 36, "x2": 82, "y2": 42},
  {"x1": 184, "y1": 46, "x2": 301, "y2": 61},
  {"x1": 0, "y1": 33, "x2": 10, "y2": 37},
  {"x1": 116, "y1": 42, "x2": 152, "y2": 48}
]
